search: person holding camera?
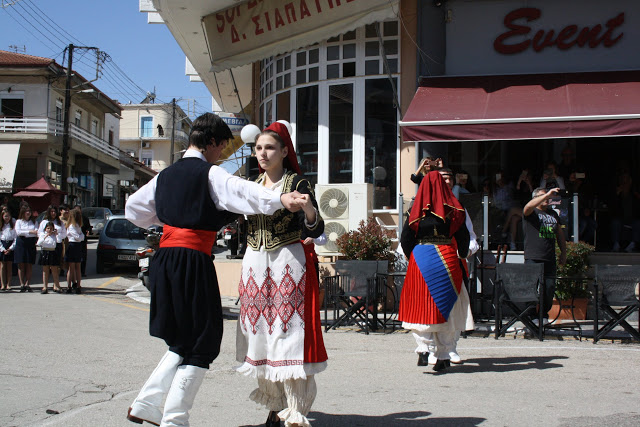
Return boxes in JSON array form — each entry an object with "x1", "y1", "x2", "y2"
[{"x1": 523, "y1": 187, "x2": 567, "y2": 319}]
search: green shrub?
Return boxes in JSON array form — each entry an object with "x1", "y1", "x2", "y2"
[
  {"x1": 336, "y1": 217, "x2": 396, "y2": 263},
  {"x1": 555, "y1": 241, "x2": 595, "y2": 299}
]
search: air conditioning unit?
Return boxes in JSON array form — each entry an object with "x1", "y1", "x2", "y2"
[
  {"x1": 141, "y1": 141, "x2": 151, "y2": 148},
  {"x1": 315, "y1": 184, "x2": 373, "y2": 255}
]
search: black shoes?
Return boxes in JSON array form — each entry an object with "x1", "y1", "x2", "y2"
[
  {"x1": 265, "y1": 411, "x2": 282, "y2": 427},
  {"x1": 433, "y1": 359, "x2": 451, "y2": 372},
  {"x1": 66, "y1": 287, "x2": 73, "y2": 294},
  {"x1": 41, "y1": 289, "x2": 48, "y2": 294},
  {"x1": 417, "y1": 352, "x2": 430, "y2": 366},
  {"x1": 19, "y1": 286, "x2": 26, "y2": 293}
]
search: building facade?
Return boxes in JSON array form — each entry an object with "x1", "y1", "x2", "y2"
[
  {"x1": 119, "y1": 102, "x2": 192, "y2": 173},
  {"x1": 0, "y1": 50, "x2": 123, "y2": 209},
  {"x1": 145, "y1": 0, "x2": 640, "y2": 252}
]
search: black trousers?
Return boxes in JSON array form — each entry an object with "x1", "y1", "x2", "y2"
[
  {"x1": 524, "y1": 258, "x2": 557, "y2": 315},
  {"x1": 80, "y1": 240, "x2": 88, "y2": 275}
]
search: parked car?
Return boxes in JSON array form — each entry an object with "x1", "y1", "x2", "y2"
[
  {"x1": 111, "y1": 209, "x2": 125, "y2": 215},
  {"x1": 84, "y1": 207, "x2": 113, "y2": 237},
  {"x1": 96, "y1": 215, "x2": 147, "y2": 273}
]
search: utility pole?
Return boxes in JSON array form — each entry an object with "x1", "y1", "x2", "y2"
[
  {"x1": 170, "y1": 98, "x2": 176, "y2": 165},
  {"x1": 61, "y1": 43, "x2": 74, "y2": 196}
]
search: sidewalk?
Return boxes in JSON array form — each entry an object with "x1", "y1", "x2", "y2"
[{"x1": 123, "y1": 280, "x2": 638, "y2": 342}]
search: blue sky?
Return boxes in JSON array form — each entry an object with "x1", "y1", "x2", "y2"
[{"x1": 0, "y1": 0, "x2": 213, "y2": 116}]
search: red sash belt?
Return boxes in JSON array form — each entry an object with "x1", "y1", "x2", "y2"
[{"x1": 159, "y1": 225, "x2": 216, "y2": 255}]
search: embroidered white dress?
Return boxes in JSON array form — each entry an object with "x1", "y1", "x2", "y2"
[{"x1": 235, "y1": 176, "x2": 327, "y2": 381}]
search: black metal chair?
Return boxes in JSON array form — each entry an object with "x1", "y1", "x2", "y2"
[
  {"x1": 323, "y1": 260, "x2": 387, "y2": 334},
  {"x1": 493, "y1": 263, "x2": 545, "y2": 341},
  {"x1": 593, "y1": 265, "x2": 640, "y2": 343}
]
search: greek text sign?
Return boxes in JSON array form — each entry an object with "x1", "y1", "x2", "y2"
[{"x1": 203, "y1": 0, "x2": 398, "y2": 71}]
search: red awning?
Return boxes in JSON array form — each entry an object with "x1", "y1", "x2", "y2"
[
  {"x1": 13, "y1": 191, "x2": 49, "y2": 198},
  {"x1": 400, "y1": 71, "x2": 640, "y2": 142}
]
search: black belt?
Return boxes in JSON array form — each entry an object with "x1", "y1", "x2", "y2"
[{"x1": 417, "y1": 236, "x2": 452, "y2": 245}]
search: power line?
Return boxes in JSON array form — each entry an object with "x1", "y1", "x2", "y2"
[
  {"x1": 15, "y1": 0, "x2": 68, "y2": 47},
  {"x1": 24, "y1": 0, "x2": 84, "y2": 45}
]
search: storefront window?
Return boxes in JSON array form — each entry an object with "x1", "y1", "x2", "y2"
[
  {"x1": 258, "y1": 19, "x2": 400, "y2": 206},
  {"x1": 329, "y1": 84, "x2": 353, "y2": 184},
  {"x1": 296, "y1": 86, "x2": 319, "y2": 185},
  {"x1": 365, "y1": 78, "x2": 398, "y2": 209}
]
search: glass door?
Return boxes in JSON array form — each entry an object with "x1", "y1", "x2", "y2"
[{"x1": 328, "y1": 83, "x2": 354, "y2": 184}]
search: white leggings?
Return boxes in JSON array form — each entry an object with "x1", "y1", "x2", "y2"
[
  {"x1": 250, "y1": 376, "x2": 317, "y2": 427},
  {"x1": 412, "y1": 330, "x2": 457, "y2": 360}
]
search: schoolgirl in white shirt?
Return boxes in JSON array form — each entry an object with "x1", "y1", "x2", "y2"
[
  {"x1": 65, "y1": 207, "x2": 85, "y2": 294},
  {"x1": 37, "y1": 221, "x2": 58, "y2": 294},
  {"x1": 14, "y1": 205, "x2": 38, "y2": 292},
  {"x1": 37, "y1": 205, "x2": 66, "y2": 293},
  {"x1": 0, "y1": 209, "x2": 17, "y2": 291}
]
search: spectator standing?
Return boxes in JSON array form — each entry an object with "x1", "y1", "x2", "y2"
[
  {"x1": 14, "y1": 204, "x2": 37, "y2": 292},
  {"x1": 523, "y1": 187, "x2": 567, "y2": 318},
  {"x1": 0, "y1": 209, "x2": 16, "y2": 291},
  {"x1": 59, "y1": 204, "x2": 70, "y2": 279},
  {"x1": 37, "y1": 205, "x2": 66, "y2": 293},
  {"x1": 37, "y1": 221, "x2": 59, "y2": 294},
  {"x1": 76, "y1": 205, "x2": 92, "y2": 276},
  {"x1": 65, "y1": 207, "x2": 85, "y2": 294}
]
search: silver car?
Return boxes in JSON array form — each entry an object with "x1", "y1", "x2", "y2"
[
  {"x1": 96, "y1": 216, "x2": 147, "y2": 273},
  {"x1": 83, "y1": 207, "x2": 113, "y2": 237}
]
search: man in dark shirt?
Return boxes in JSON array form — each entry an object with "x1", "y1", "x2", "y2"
[
  {"x1": 75, "y1": 205, "x2": 92, "y2": 277},
  {"x1": 523, "y1": 187, "x2": 567, "y2": 317}
]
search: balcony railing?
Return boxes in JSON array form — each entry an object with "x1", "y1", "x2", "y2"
[
  {"x1": 136, "y1": 129, "x2": 190, "y2": 142},
  {"x1": 0, "y1": 117, "x2": 119, "y2": 159}
]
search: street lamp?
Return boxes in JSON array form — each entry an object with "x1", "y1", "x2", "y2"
[{"x1": 66, "y1": 176, "x2": 78, "y2": 204}]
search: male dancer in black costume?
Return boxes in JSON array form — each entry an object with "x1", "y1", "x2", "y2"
[{"x1": 125, "y1": 113, "x2": 305, "y2": 426}]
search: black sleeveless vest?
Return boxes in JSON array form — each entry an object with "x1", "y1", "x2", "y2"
[{"x1": 155, "y1": 157, "x2": 233, "y2": 231}]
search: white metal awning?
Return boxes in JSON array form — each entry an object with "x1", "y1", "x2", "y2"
[{"x1": 0, "y1": 142, "x2": 20, "y2": 192}]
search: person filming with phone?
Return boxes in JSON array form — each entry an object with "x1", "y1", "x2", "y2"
[{"x1": 523, "y1": 187, "x2": 567, "y2": 321}]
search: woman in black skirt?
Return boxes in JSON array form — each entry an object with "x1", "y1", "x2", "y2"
[
  {"x1": 65, "y1": 207, "x2": 84, "y2": 294},
  {"x1": 37, "y1": 221, "x2": 59, "y2": 294},
  {"x1": 37, "y1": 205, "x2": 66, "y2": 292},
  {"x1": 14, "y1": 204, "x2": 38, "y2": 292},
  {"x1": 0, "y1": 209, "x2": 17, "y2": 291}
]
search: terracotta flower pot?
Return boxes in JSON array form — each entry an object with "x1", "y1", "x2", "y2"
[{"x1": 547, "y1": 298, "x2": 589, "y2": 321}]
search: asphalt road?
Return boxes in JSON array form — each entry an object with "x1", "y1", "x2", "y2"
[{"x1": 1, "y1": 243, "x2": 639, "y2": 426}]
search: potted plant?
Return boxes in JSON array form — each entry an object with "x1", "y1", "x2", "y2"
[
  {"x1": 333, "y1": 217, "x2": 397, "y2": 311},
  {"x1": 549, "y1": 241, "x2": 595, "y2": 320},
  {"x1": 336, "y1": 217, "x2": 397, "y2": 263}
]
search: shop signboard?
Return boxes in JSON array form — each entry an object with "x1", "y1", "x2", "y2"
[
  {"x1": 203, "y1": 0, "x2": 399, "y2": 71},
  {"x1": 444, "y1": 0, "x2": 640, "y2": 75}
]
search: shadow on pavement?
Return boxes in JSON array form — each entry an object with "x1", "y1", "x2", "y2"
[
  {"x1": 426, "y1": 355, "x2": 569, "y2": 374},
  {"x1": 241, "y1": 411, "x2": 485, "y2": 426}
]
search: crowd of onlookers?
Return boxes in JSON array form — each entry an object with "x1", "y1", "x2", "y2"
[
  {"x1": 414, "y1": 145, "x2": 640, "y2": 252},
  {"x1": 0, "y1": 201, "x2": 91, "y2": 294}
]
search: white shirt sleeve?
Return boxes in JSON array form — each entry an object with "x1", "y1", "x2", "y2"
[
  {"x1": 125, "y1": 175, "x2": 161, "y2": 230},
  {"x1": 465, "y1": 209, "x2": 479, "y2": 257},
  {"x1": 313, "y1": 233, "x2": 328, "y2": 246},
  {"x1": 56, "y1": 223, "x2": 67, "y2": 243},
  {"x1": 208, "y1": 166, "x2": 284, "y2": 215},
  {"x1": 15, "y1": 220, "x2": 35, "y2": 237},
  {"x1": 66, "y1": 224, "x2": 85, "y2": 242}
]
